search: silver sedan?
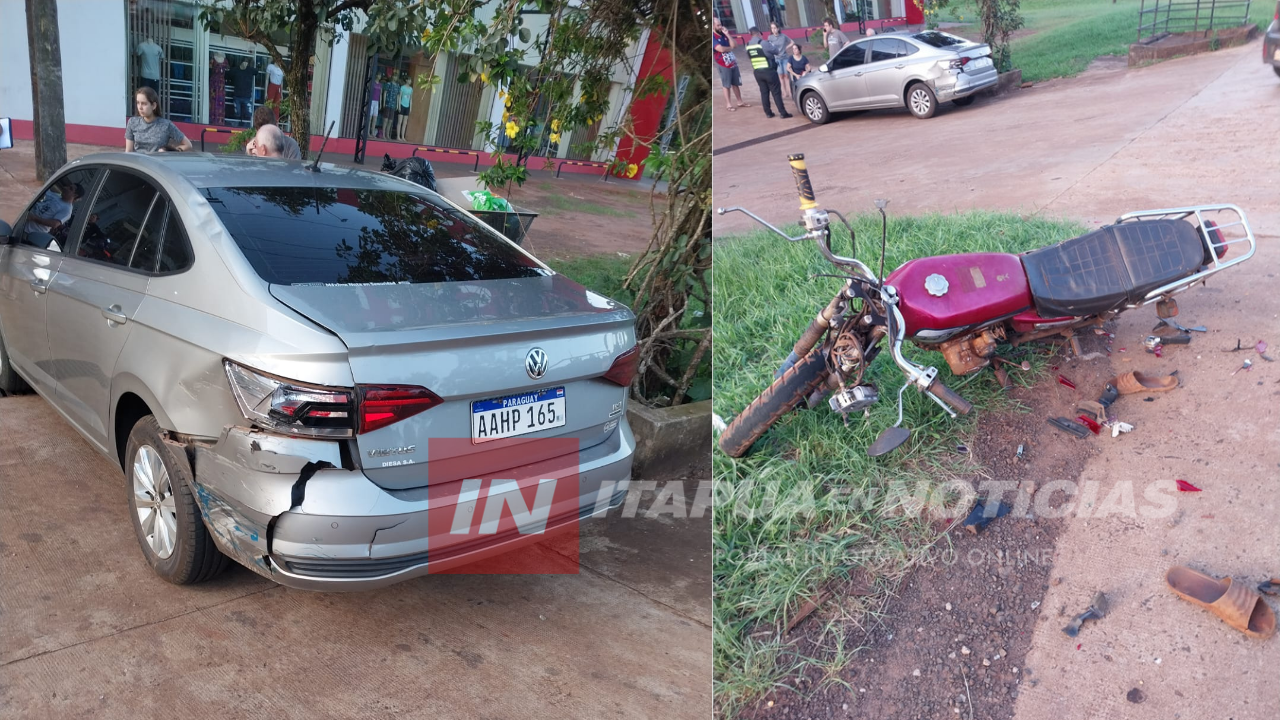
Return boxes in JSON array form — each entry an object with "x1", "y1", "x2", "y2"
[
  {"x1": 0, "y1": 153, "x2": 636, "y2": 590},
  {"x1": 794, "y1": 30, "x2": 999, "y2": 123}
]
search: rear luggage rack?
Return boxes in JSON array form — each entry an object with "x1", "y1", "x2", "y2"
[{"x1": 1114, "y1": 204, "x2": 1256, "y2": 307}]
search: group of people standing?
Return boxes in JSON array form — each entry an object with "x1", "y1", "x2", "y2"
[
  {"x1": 123, "y1": 86, "x2": 298, "y2": 159},
  {"x1": 713, "y1": 17, "x2": 853, "y2": 121}
]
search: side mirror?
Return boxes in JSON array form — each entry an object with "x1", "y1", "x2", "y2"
[
  {"x1": 0, "y1": 219, "x2": 11, "y2": 244},
  {"x1": 819, "y1": 63, "x2": 830, "y2": 72}
]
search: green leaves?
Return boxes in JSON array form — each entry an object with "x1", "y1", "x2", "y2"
[{"x1": 518, "y1": 27, "x2": 532, "y2": 43}]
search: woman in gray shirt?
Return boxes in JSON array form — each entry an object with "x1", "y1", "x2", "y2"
[{"x1": 124, "y1": 86, "x2": 191, "y2": 153}]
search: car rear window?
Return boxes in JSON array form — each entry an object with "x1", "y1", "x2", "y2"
[
  {"x1": 204, "y1": 186, "x2": 545, "y2": 285},
  {"x1": 913, "y1": 31, "x2": 967, "y2": 48}
]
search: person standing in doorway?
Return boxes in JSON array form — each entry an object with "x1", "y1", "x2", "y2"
[
  {"x1": 822, "y1": 17, "x2": 850, "y2": 60},
  {"x1": 713, "y1": 17, "x2": 750, "y2": 112},
  {"x1": 746, "y1": 27, "x2": 792, "y2": 119},
  {"x1": 124, "y1": 87, "x2": 191, "y2": 153},
  {"x1": 136, "y1": 37, "x2": 163, "y2": 92}
]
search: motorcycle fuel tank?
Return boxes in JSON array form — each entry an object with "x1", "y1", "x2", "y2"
[{"x1": 886, "y1": 253, "x2": 1033, "y2": 342}]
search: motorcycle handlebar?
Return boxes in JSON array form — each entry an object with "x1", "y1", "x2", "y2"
[
  {"x1": 926, "y1": 379, "x2": 973, "y2": 415},
  {"x1": 788, "y1": 154, "x2": 818, "y2": 211}
]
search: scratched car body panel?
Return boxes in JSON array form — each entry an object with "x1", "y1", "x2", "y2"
[{"x1": 0, "y1": 152, "x2": 635, "y2": 590}]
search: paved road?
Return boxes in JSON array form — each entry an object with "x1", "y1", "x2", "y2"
[
  {"x1": 717, "y1": 42, "x2": 1280, "y2": 719},
  {"x1": 0, "y1": 395, "x2": 711, "y2": 718},
  {"x1": 713, "y1": 43, "x2": 1280, "y2": 236}
]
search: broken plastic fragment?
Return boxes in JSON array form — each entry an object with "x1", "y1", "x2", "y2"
[
  {"x1": 1257, "y1": 341, "x2": 1268, "y2": 355},
  {"x1": 1231, "y1": 359, "x2": 1253, "y2": 376},
  {"x1": 1174, "y1": 479, "x2": 1202, "y2": 492},
  {"x1": 1062, "y1": 591, "x2": 1108, "y2": 637},
  {"x1": 1110, "y1": 421, "x2": 1134, "y2": 438},
  {"x1": 1057, "y1": 374, "x2": 1076, "y2": 390},
  {"x1": 1258, "y1": 579, "x2": 1280, "y2": 596},
  {"x1": 961, "y1": 500, "x2": 1011, "y2": 534},
  {"x1": 1076, "y1": 415, "x2": 1102, "y2": 434}
]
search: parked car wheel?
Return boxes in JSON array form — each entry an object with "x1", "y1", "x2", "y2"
[
  {"x1": 907, "y1": 83, "x2": 938, "y2": 119},
  {"x1": 125, "y1": 415, "x2": 228, "y2": 585},
  {"x1": 801, "y1": 91, "x2": 830, "y2": 124},
  {"x1": 0, "y1": 328, "x2": 30, "y2": 395},
  {"x1": 952, "y1": 95, "x2": 976, "y2": 107}
]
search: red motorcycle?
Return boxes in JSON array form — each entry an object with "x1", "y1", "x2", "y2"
[{"x1": 717, "y1": 154, "x2": 1255, "y2": 457}]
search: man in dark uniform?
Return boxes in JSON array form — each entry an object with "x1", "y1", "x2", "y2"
[{"x1": 745, "y1": 26, "x2": 792, "y2": 119}]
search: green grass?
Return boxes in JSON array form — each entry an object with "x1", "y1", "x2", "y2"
[
  {"x1": 546, "y1": 254, "x2": 635, "y2": 304},
  {"x1": 712, "y1": 211, "x2": 1087, "y2": 716},
  {"x1": 532, "y1": 191, "x2": 638, "y2": 218},
  {"x1": 943, "y1": 0, "x2": 1273, "y2": 83}
]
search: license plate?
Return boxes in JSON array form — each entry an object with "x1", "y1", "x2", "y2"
[
  {"x1": 471, "y1": 387, "x2": 566, "y2": 442},
  {"x1": 967, "y1": 57, "x2": 993, "y2": 70}
]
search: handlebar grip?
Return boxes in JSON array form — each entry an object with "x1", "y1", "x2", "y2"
[
  {"x1": 927, "y1": 380, "x2": 973, "y2": 415},
  {"x1": 788, "y1": 154, "x2": 818, "y2": 211}
]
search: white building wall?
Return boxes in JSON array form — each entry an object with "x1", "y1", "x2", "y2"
[{"x1": 0, "y1": 0, "x2": 128, "y2": 129}]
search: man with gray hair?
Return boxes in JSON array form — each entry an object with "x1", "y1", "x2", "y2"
[{"x1": 250, "y1": 124, "x2": 288, "y2": 158}]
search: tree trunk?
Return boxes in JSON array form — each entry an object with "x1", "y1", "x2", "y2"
[
  {"x1": 26, "y1": 0, "x2": 66, "y2": 181},
  {"x1": 287, "y1": 3, "x2": 319, "y2": 160}
]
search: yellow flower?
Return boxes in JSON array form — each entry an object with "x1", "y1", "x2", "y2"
[
  {"x1": 480, "y1": 71, "x2": 489, "y2": 84},
  {"x1": 502, "y1": 109, "x2": 510, "y2": 123},
  {"x1": 549, "y1": 132, "x2": 561, "y2": 143},
  {"x1": 626, "y1": 163, "x2": 638, "y2": 178},
  {"x1": 551, "y1": 118, "x2": 561, "y2": 132},
  {"x1": 420, "y1": 28, "x2": 431, "y2": 42},
  {"x1": 504, "y1": 121, "x2": 520, "y2": 139}
]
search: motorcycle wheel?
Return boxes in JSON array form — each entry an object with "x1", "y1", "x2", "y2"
[{"x1": 718, "y1": 349, "x2": 829, "y2": 458}]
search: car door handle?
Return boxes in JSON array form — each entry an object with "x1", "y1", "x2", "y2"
[
  {"x1": 30, "y1": 279, "x2": 48, "y2": 295},
  {"x1": 895, "y1": 64, "x2": 905, "y2": 69},
  {"x1": 101, "y1": 305, "x2": 128, "y2": 325},
  {"x1": 854, "y1": 71, "x2": 863, "y2": 76}
]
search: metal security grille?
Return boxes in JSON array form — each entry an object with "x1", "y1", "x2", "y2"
[
  {"x1": 126, "y1": 0, "x2": 183, "y2": 118},
  {"x1": 432, "y1": 54, "x2": 485, "y2": 149},
  {"x1": 566, "y1": 117, "x2": 602, "y2": 160},
  {"x1": 1137, "y1": 0, "x2": 1252, "y2": 41},
  {"x1": 339, "y1": 33, "x2": 371, "y2": 138}
]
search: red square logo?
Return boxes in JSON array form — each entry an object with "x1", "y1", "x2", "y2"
[{"x1": 426, "y1": 438, "x2": 581, "y2": 574}]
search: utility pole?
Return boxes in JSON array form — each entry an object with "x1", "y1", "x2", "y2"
[{"x1": 26, "y1": 0, "x2": 67, "y2": 181}]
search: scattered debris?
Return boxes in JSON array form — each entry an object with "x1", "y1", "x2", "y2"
[
  {"x1": 1166, "y1": 566, "x2": 1278, "y2": 638},
  {"x1": 961, "y1": 645, "x2": 971, "y2": 655},
  {"x1": 712, "y1": 413, "x2": 727, "y2": 433},
  {"x1": 1076, "y1": 351, "x2": 1107, "y2": 361},
  {"x1": 1076, "y1": 415, "x2": 1102, "y2": 435},
  {"x1": 1232, "y1": 359, "x2": 1253, "y2": 376},
  {"x1": 1109, "y1": 421, "x2": 1134, "y2": 438},
  {"x1": 1062, "y1": 591, "x2": 1108, "y2": 637},
  {"x1": 1257, "y1": 341, "x2": 1268, "y2": 355},
  {"x1": 962, "y1": 500, "x2": 1011, "y2": 534},
  {"x1": 1126, "y1": 688, "x2": 1147, "y2": 704},
  {"x1": 1224, "y1": 339, "x2": 1247, "y2": 352},
  {"x1": 1113, "y1": 371, "x2": 1178, "y2": 395},
  {"x1": 1049, "y1": 416, "x2": 1090, "y2": 438},
  {"x1": 1031, "y1": 601, "x2": 1041, "y2": 610},
  {"x1": 1175, "y1": 480, "x2": 1202, "y2": 492},
  {"x1": 955, "y1": 444, "x2": 969, "y2": 454},
  {"x1": 1258, "y1": 579, "x2": 1280, "y2": 596},
  {"x1": 1057, "y1": 374, "x2": 1077, "y2": 390},
  {"x1": 1015, "y1": 443, "x2": 1025, "y2": 460}
]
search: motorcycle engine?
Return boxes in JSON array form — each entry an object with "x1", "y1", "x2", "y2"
[{"x1": 939, "y1": 327, "x2": 1004, "y2": 376}]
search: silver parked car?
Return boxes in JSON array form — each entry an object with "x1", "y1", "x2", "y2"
[
  {"x1": 0, "y1": 153, "x2": 635, "y2": 590},
  {"x1": 794, "y1": 30, "x2": 999, "y2": 123}
]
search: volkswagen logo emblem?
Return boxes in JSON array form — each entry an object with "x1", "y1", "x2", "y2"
[{"x1": 525, "y1": 348, "x2": 549, "y2": 380}]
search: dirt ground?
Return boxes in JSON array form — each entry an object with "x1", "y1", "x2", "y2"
[
  {"x1": 718, "y1": 42, "x2": 1280, "y2": 719},
  {"x1": 0, "y1": 396, "x2": 711, "y2": 719},
  {"x1": 0, "y1": 140, "x2": 659, "y2": 259}
]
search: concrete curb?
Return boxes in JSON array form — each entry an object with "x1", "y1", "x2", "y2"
[
  {"x1": 1128, "y1": 24, "x2": 1259, "y2": 66},
  {"x1": 627, "y1": 400, "x2": 711, "y2": 480}
]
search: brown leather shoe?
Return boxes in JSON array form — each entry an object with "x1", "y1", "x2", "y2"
[
  {"x1": 1112, "y1": 371, "x2": 1178, "y2": 395},
  {"x1": 1166, "y1": 566, "x2": 1276, "y2": 639}
]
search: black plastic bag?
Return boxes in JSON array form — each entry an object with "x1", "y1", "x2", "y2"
[{"x1": 380, "y1": 153, "x2": 437, "y2": 192}]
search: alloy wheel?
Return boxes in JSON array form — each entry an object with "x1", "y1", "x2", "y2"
[
  {"x1": 804, "y1": 96, "x2": 823, "y2": 121},
  {"x1": 910, "y1": 88, "x2": 932, "y2": 116},
  {"x1": 132, "y1": 445, "x2": 178, "y2": 559}
]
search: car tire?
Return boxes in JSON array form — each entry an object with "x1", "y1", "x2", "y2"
[
  {"x1": 906, "y1": 83, "x2": 938, "y2": 119},
  {"x1": 801, "y1": 91, "x2": 830, "y2": 125},
  {"x1": 0, "y1": 327, "x2": 30, "y2": 395},
  {"x1": 952, "y1": 95, "x2": 976, "y2": 107},
  {"x1": 1273, "y1": 65, "x2": 1280, "y2": 78},
  {"x1": 124, "y1": 415, "x2": 229, "y2": 585}
]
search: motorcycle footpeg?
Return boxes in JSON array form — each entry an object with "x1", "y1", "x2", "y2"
[{"x1": 828, "y1": 385, "x2": 879, "y2": 415}]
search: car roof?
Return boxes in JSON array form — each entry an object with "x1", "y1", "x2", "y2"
[{"x1": 68, "y1": 151, "x2": 419, "y2": 192}]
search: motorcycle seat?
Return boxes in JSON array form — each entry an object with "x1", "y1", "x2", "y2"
[{"x1": 1020, "y1": 219, "x2": 1206, "y2": 317}]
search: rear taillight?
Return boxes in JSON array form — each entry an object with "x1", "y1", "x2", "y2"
[
  {"x1": 602, "y1": 346, "x2": 640, "y2": 387},
  {"x1": 357, "y1": 385, "x2": 443, "y2": 434},
  {"x1": 224, "y1": 361, "x2": 356, "y2": 438},
  {"x1": 949, "y1": 56, "x2": 971, "y2": 70},
  {"x1": 1202, "y1": 220, "x2": 1228, "y2": 260}
]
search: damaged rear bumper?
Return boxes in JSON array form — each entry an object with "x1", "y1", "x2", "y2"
[{"x1": 187, "y1": 423, "x2": 634, "y2": 591}]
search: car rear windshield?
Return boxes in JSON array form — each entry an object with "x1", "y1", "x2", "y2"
[
  {"x1": 204, "y1": 186, "x2": 545, "y2": 285},
  {"x1": 913, "y1": 31, "x2": 967, "y2": 48}
]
